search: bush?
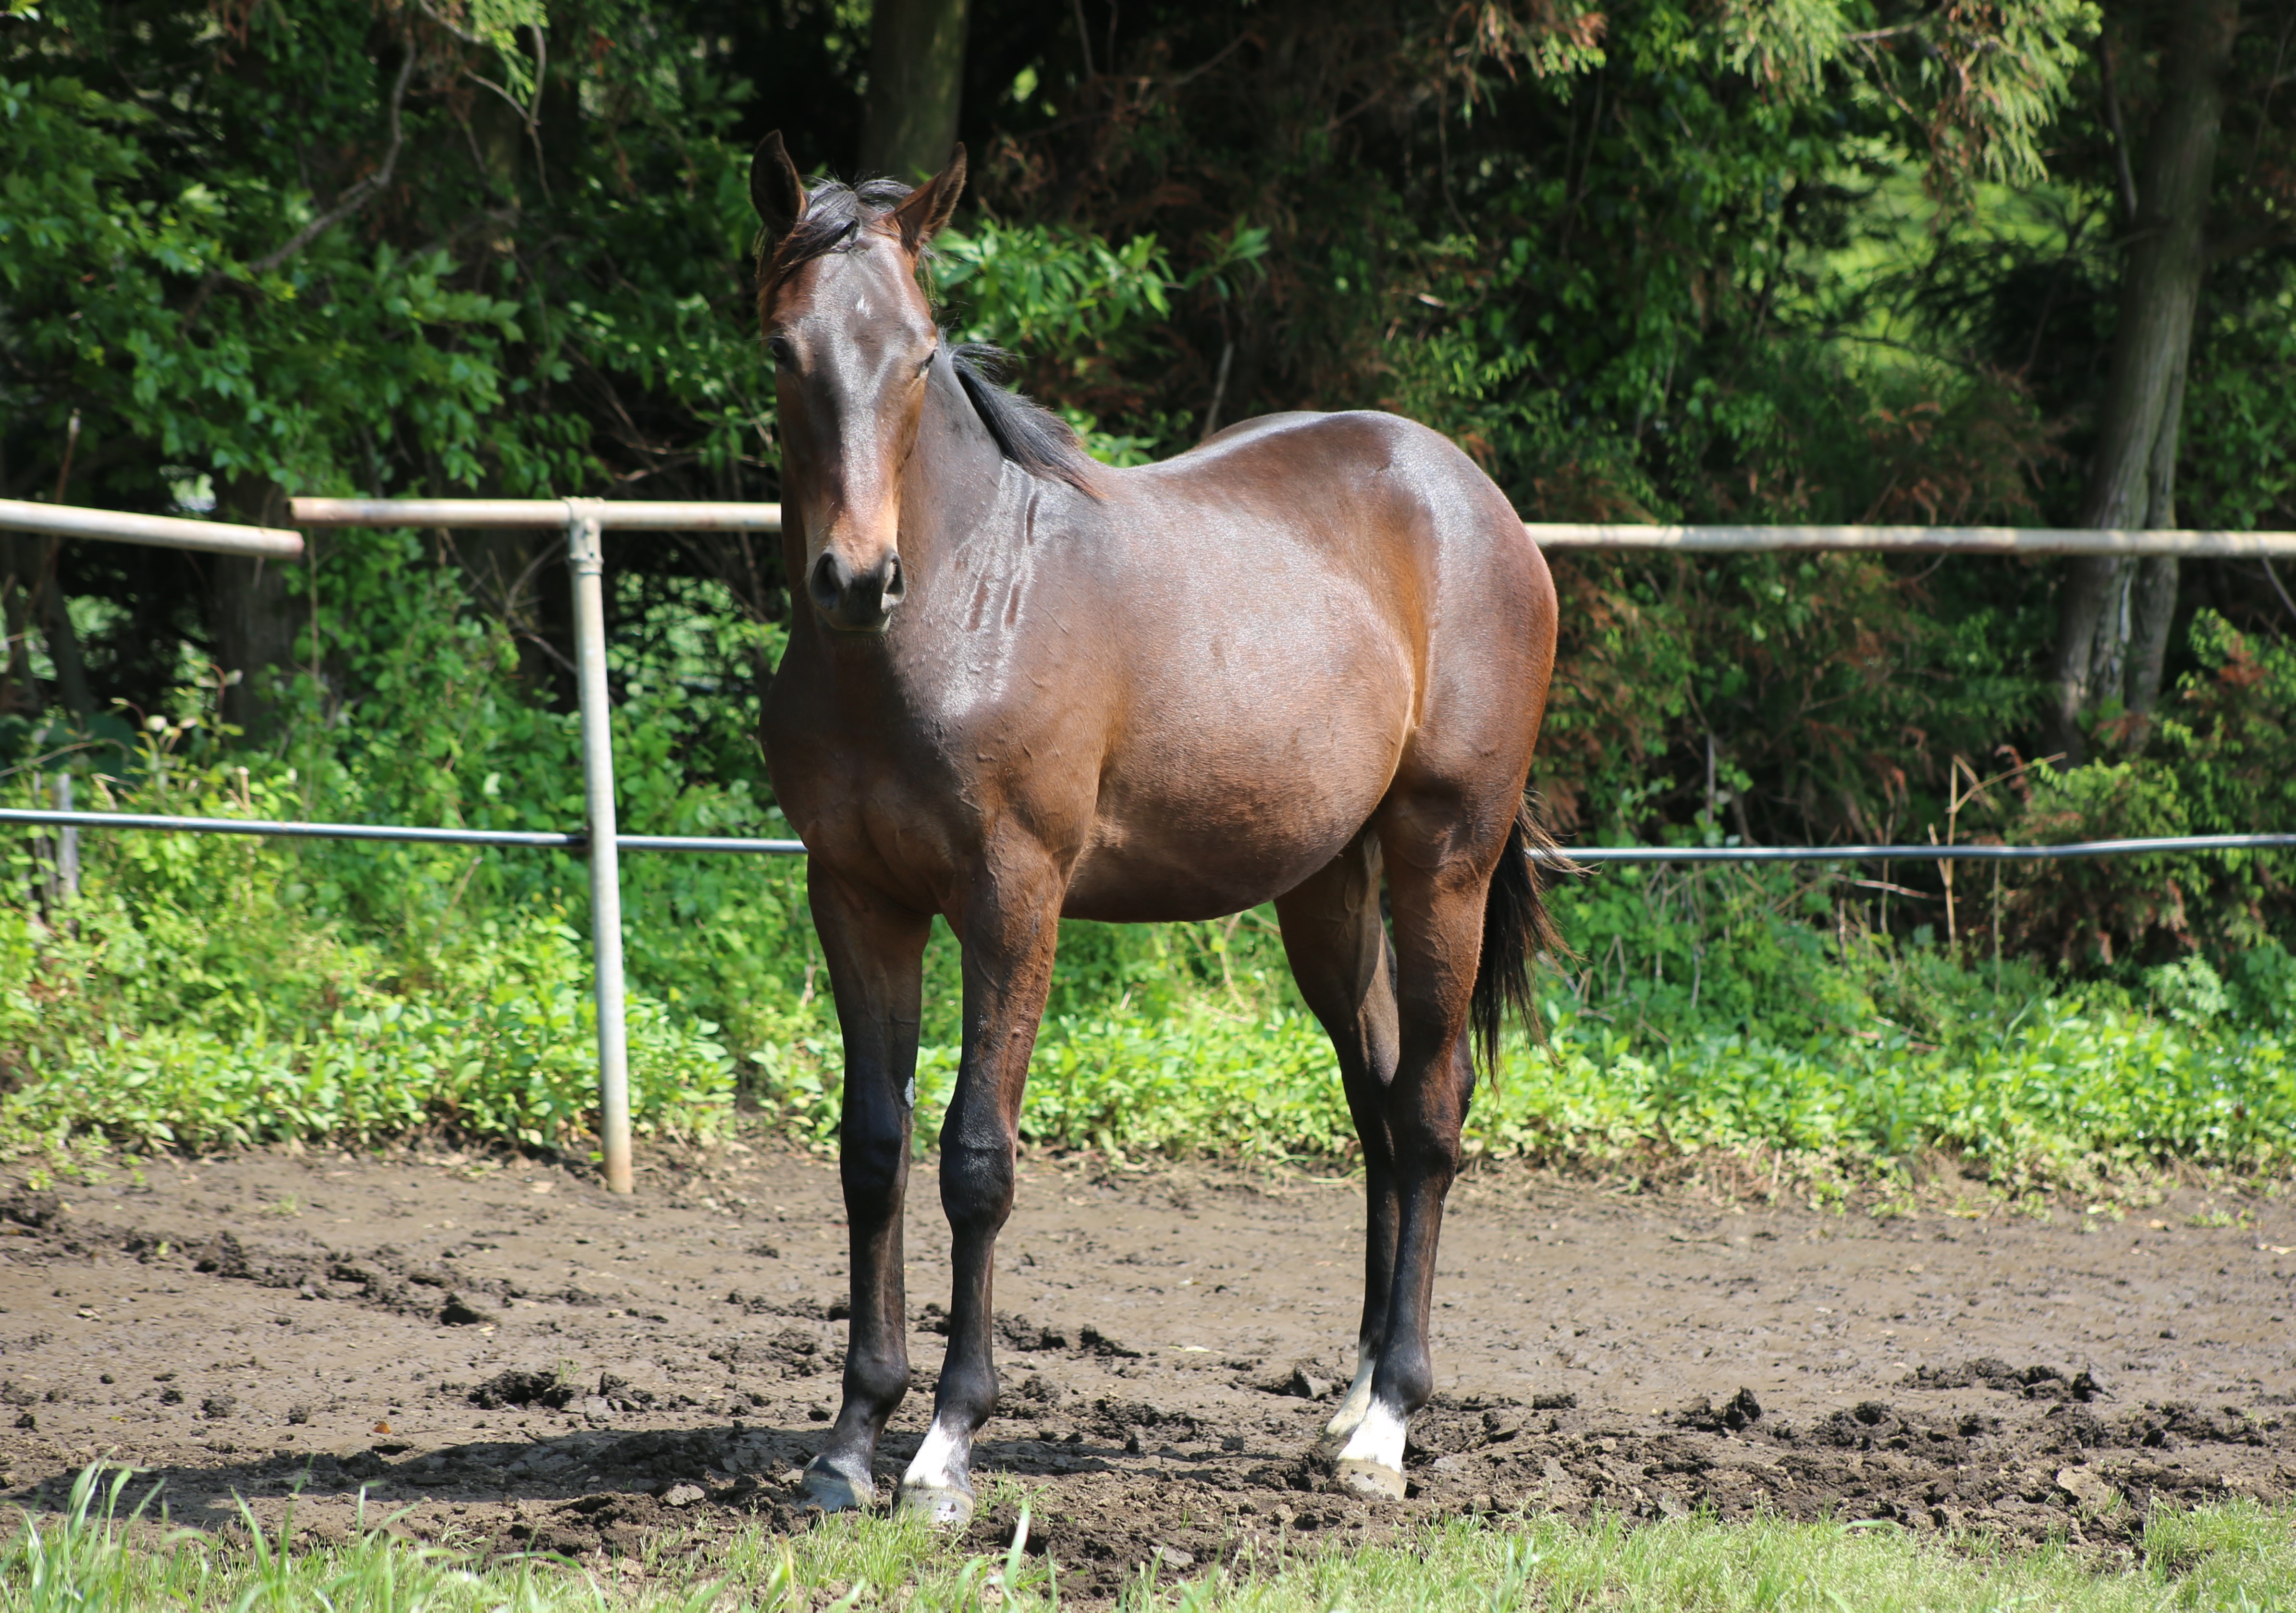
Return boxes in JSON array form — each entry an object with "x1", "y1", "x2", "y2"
[
  {"x1": 0, "y1": 800, "x2": 733, "y2": 1155},
  {"x1": 2006, "y1": 611, "x2": 2296, "y2": 966}
]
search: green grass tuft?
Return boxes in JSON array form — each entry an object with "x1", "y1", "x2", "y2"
[{"x1": 6, "y1": 1465, "x2": 2292, "y2": 1611}]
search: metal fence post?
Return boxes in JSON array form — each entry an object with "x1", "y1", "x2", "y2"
[
  {"x1": 566, "y1": 500, "x2": 633, "y2": 1195},
  {"x1": 52, "y1": 773, "x2": 77, "y2": 905}
]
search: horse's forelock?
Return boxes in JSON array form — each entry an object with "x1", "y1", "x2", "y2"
[{"x1": 756, "y1": 176, "x2": 921, "y2": 318}]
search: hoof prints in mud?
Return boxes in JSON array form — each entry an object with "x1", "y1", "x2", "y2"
[
  {"x1": 1393, "y1": 1391, "x2": 2296, "y2": 1543},
  {"x1": 47, "y1": 1215, "x2": 564, "y2": 1326},
  {"x1": 4, "y1": 1150, "x2": 2294, "y2": 1594},
  {"x1": 1912, "y1": 1357, "x2": 2111, "y2": 1401}
]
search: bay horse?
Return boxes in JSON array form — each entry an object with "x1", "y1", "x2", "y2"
[{"x1": 749, "y1": 132, "x2": 1559, "y2": 1525}]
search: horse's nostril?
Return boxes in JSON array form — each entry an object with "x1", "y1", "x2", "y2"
[
  {"x1": 808, "y1": 550, "x2": 846, "y2": 613},
  {"x1": 809, "y1": 547, "x2": 901, "y2": 628}
]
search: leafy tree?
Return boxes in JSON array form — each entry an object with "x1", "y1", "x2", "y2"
[{"x1": 4, "y1": 0, "x2": 2296, "y2": 973}]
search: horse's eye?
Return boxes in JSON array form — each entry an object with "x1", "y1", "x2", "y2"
[
  {"x1": 767, "y1": 335, "x2": 796, "y2": 368},
  {"x1": 916, "y1": 349, "x2": 935, "y2": 376}
]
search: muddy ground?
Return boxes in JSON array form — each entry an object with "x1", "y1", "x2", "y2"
[{"x1": 0, "y1": 1142, "x2": 2291, "y2": 1597}]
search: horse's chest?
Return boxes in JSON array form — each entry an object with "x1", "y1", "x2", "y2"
[{"x1": 764, "y1": 665, "x2": 1102, "y2": 858}]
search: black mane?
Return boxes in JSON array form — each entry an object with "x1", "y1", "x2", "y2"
[
  {"x1": 760, "y1": 177, "x2": 1098, "y2": 496},
  {"x1": 948, "y1": 342, "x2": 1098, "y2": 495}
]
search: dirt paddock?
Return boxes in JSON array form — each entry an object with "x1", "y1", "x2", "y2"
[{"x1": 1, "y1": 1141, "x2": 2291, "y2": 1596}]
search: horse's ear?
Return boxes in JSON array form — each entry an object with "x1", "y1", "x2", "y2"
[
  {"x1": 890, "y1": 144, "x2": 966, "y2": 255},
  {"x1": 750, "y1": 131, "x2": 808, "y2": 239}
]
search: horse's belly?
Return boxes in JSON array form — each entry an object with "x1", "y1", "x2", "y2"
[{"x1": 1059, "y1": 684, "x2": 1407, "y2": 922}]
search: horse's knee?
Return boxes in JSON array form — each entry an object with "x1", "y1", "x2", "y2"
[
  {"x1": 937, "y1": 1139, "x2": 1016, "y2": 1233},
  {"x1": 840, "y1": 1113, "x2": 908, "y2": 1209}
]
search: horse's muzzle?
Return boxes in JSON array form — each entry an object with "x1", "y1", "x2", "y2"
[{"x1": 808, "y1": 547, "x2": 906, "y2": 633}]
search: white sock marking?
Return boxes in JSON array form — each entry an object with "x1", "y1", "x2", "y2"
[
  {"x1": 1324, "y1": 1355, "x2": 1378, "y2": 1444},
  {"x1": 1337, "y1": 1399, "x2": 1407, "y2": 1474},
  {"x1": 902, "y1": 1418, "x2": 967, "y2": 1491}
]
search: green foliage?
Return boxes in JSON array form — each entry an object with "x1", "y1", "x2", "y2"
[
  {"x1": 1, "y1": 0, "x2": 768, "y2": 519},
  {"x1": 0, "y1": 63, "x2": 532, "y2": 495},
  {"x1": 0, "y1": 761, "x2": 735, "y2": 1155},
  {"x1": 2005, "y1": 612, "x2": 2296, "y2": 966},
  {"x1": 932, "y1": 217, "x2": 1267, "y2": 461}
]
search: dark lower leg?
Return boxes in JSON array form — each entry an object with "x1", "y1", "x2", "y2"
[
  {"x1": 897, "y1": 873, "x2": 1060, "y2": 1521},
  {"x1": 899, "y1": 1133, "x2": 1016, "y2": 1505},
  {"x1": 1342, "y1": 1040, "x2": 1470, "y2": 1478},
  {"x1": 799, "y1": 874, "x2": 929, "y2": 1508},
  {"x1": 1275, "y1": 835, "x2": 1401, "y2": 1443},
  {"x1": 1337, "y1": 833, "x2": 1485, "y2": 1493},
  {"x1": 810, "y1": 1097, "x2": 913, "y2": 1500},
  {"x1": 1374, "y1": 1039, "x2": 1473, "y2": 1411},
  {"x1": 1331, "y1": 1080, "x2": 1398, "y2": 1442}
]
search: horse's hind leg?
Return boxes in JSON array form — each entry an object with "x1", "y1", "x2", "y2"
[
  {"x1": 1330, "y1": 804, "x2": 1499, "y2": 1498},
  {"x1": 1273, "y1": 830, "x2": 1401, "y2": 1453},
  {"x1": 799, "y1": 869, "x2": 931, "y2": 1513}
]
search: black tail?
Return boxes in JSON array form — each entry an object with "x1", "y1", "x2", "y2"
[{"x1": 1470, "y1": 801, "x2": 1577, "y2": 1083}]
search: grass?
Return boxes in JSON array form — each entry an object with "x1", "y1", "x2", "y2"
[
  {"x1": 22, "y1": 935, "x2": 2292, "y2": 1210},
  {"x1": 8, "y1": 1465, "x2": 2293, "y2": 1611}
]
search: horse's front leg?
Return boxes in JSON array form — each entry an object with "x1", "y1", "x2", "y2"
[
  {"x1": 799, "y1": 868, "x2": 931, "y2": 1513},
  {"x1": 896, "y1": 859, "x2": 1063, "y2": 1527}
]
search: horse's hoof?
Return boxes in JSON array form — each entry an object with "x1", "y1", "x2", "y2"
[
  {"x1": 1336, "y1": 1457, "x2": 1408, "y2": 1501},
  {"x1": 894, "y1": 1481, "x2": 976, "y2": 1529},
  {"x1": 797, "y1": 1461, "x2": 876, "y2": 1514}
]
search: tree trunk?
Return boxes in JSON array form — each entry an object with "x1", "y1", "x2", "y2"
[
  {"x1": 2049, "y1": 0, "x2": 2238, "y2": 758},
  {"x1": 455, "y1": 528, "x2": 575, "y2": 710},
  {"x1": 860, "y1": 0, "x2": 971, "y2": 182},
  {"x1": 0, "y1": 538, "x2": 35, "y2": 716},
  {"x1": 35, "y1": 537, "x2": 95, "y2": 724},
  {"x1": 207, "y1": 477, "x2": 304, "y2": 737},
  {"x1": 2123, "y1": 336, "x2": 2189, "y2": 732}
]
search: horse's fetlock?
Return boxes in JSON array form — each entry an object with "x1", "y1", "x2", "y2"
[
  {"x1": 844, "y1": 1352, "x2": 910, "y2": 1412},
  {"x1": 1379, "y1": 1347, "x2": 1436, "y2": 1414}
]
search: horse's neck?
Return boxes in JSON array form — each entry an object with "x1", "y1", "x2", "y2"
[{"x1": 897, "y1": 356, "x2": 1023, "y2": 582}]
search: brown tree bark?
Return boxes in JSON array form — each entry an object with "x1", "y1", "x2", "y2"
[
  {"x1": 34, "y1": 536, "x2": 95, "y2": 724},
  {"x1": 860, "y1": 0, "x2": 971, "y2": 182},
  {"x1": 206, "y1": 477, "x2": 304, "y2": 737},
  {"x1": 2122, "y1": 339, "x2": 2188, "y2": 732},
  {"x1": 0, "y1": 539, "x2": 35, "y2": 717},
  {"x1": 454, "y1": 527, "x2": 575, "y2": 709},
  {"x1": 2050, "y1": 0, "x2": 2239, "y2": 758}
]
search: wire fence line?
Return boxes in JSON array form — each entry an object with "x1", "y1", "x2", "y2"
[
  {"x1": 1557, "y1": 834, "x2": 2296, "y2": 864},
  {"x1": 2, "y1": 808, "x2": 2290, "y2": 867},
  {"x1": 0, "y1": 807, "x2": 805, "y2": 855},
  {"x1": 1523, "y1": 522, "x2": 2296, "y2": 556}
]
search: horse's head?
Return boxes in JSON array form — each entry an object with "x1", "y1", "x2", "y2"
[{"x1": 752, "y1": 131, "x2": 966, "y2": 635}]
